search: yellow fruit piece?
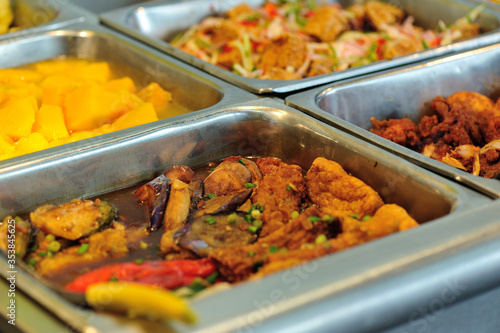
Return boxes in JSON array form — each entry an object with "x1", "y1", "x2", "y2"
[
  {"x1": 85, "y1": 282, "x2": 196, "y2": 324},
  {"x1": 41, "y1": 75, "x2": 80, "y2": 107},
  {"x1": 104, "y1": 77, "x2": 136, "y2": 93},
  {"x1": 35, "y1": 59, "x2": 111, "y2": 84},
  {"x1": 64, "y1": 82, "x2": 120, "y2": 132},
  {"x1": 0, "y1": 69, "x2": 42, "y2": 85},
  {"x1": 0, "y1": 96, "x2": 37, "y2": 139},
  {"x1": 0, "y1": 135, "x2": 14, "y2": 155},
  {"x1": 66, "y1": 130, "x2": 98, "y2": 143},
  {"x1": 112, "y1": 102, "x2": 158, "y2": 131},
  {"x1": 137, "y1": 82, "x2": 172, "y2": 115},
  {"x1": 33, "y1": 104, "x2": 69, "y2": 142},
  {"x1": 15, "y1": 132, "x2": 49, "y2": 155}
]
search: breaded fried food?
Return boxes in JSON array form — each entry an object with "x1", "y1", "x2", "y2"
[
  {"x1": 252, "y1": 204, "x2": 418, "y2": 279},
  {"x1": 306, "y1": 157, "x2": 384, "y2": 216},
  {"x1": 447, "y1": 91, "x2": 499, "y2": 120},
  {"x1": 364, "y1": 1, "x2": 404, "y2": 31},
  {"x1": 252, "y1": 157, "x2": 306, "y2": 236},
  {"x1": 30, "y1": 199, "x2": 115, "y2": 241},
  {"x1": 35, "y1": 227, "x2": 129, "y2": 277},
  {"x1": 210, "y1": 206, "x2": 338, "y2": 282}
]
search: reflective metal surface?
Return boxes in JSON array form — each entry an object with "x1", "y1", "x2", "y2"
[
  {"x1": 0, "y1": 0, "x2": 96, "y2": 41},
  {"x1": 100, "y1": 0, "x2": 500, "y2": 94},
  {"x1": 0, "y1": 23, "x2": 256, "y2": 172},
  {"x1": 0, "y1": 99, "x2": 494, "y2": 333},
  {"x1": 286, "y1": 42, "x2": 500, "y2": 198}
]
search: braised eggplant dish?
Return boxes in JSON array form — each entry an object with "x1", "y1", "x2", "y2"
[
  {"x1": 371, "y1": 92, "x2": 500, "y2": 178},
  {"x1": 171, "y1": 0, "x2": 484, "y2": 80},
  {"x1": 0, "y1": 156, "x2": 419, "y2": 321}
]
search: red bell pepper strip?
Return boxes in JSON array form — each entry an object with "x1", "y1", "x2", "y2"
[{"x1": 65, "y1": 258, "x2": 217, "y2": 293}]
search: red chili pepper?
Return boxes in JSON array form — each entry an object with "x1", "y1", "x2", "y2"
[
  {"x1": 240, "y1": 20, "x2": 257, "y2": 27},
  {"x1": 376, "y1": 38, "x2": 386, "y2": 60},
  {"x1": 304, "y1": 10, "x2": 316, "y2": 18},
  {"x1": 265, "y1": 2, "x2": 279, "y2": 17},
  {"x1": 65, "y1": 258, "x2": 217, "y2": 293},
  {"x1": 430, "y1": 37, "x2": 442, "y2": 47},
  {"x1": 221, "y1": 44, "x2": 234, "y2": 53}
]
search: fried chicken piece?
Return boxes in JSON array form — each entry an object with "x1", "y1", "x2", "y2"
[
  {"x1": 205, "y1": 19, "x2": 241, "y2": 45},
  {"x1": 382, "y1": 38, "x2": 424, "y2": 59},
  {"x1": 209, "y1": 206, "x2": 339, "y2": 282},
  {"x1": 259, "y1": 33, "x2": 307, "y2": 71},
  {"x1": 427, "y1": 96, "x2": 483, "y2": 147},
  {"x1": 252, "y1": 204, "x2": 418, "y2": 278},
  {"x1": 30, "y1": 199, "x2": 115, "y2": 241},
  {"x1": 306, "y1": 157, "x2": 384, "y2": 217},
  {"x1": 364, "y1": 1, "x2": 404, "y2": 31},
  {"x1": 302, "y1": 6, "x2": 349, "y2": 42},
  {"x1": 447, "y1": 91, "x2": 498, "y2": 119},
  {"x1": 370, "y1": 117, "x2": 421, "y2": 150},
  {"x1": 252, "y1": 157, "x2": 306, "y2": 236},
  {"x1": 36, "y1": 227, "x2": 129, "y2": 277}
]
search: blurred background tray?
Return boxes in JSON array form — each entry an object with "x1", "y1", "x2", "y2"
[
  {"x1": 100, "y1": 0, "x2": 500, "y2": 94},
  {"x1": 286, "y1": 42, "x2": 500, "y2": 198},
  {"x1": 0, "y1": 0, "x2": 95, "y2": 41}
]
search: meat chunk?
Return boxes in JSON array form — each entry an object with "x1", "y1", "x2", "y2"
[
  {"x1": 306, "y1": 157, "x2": 384, "y2": 217},
  {"x1": 36, "y1": 227, "x2": 129, "y2": 277},
  {"x1": 210, "y1": 206, "x2": 339, "y2": 282},
  {"x1": 302, "y1": 6, "x2": 349, "y2": 42},
  {"x1": 30, "y1": 199, "x2": 115, "y2": 240},
  {"x1": 370, "y1": 117, "x2": 421, "y2": 150},
  {"x1": 252, "y1": 157, "x2": 306, "y2": 236},
  {"x1": 382, "y1": 38, "x2": 423, "y2": 59},
  {"x1": 307, "y1": 58, "x2": 338, "y2": 77},
  {"x1": 259, "y1": 33, "x2": 307, "y2": 71},
  {"x1": 365, "y1": 1, "x2": 404, "y2": 31},
  {"x1": 204, "y1": 19, "x2": 241, "y2": 45}
]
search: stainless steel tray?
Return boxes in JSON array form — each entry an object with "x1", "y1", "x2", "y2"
[
  {"x1": 286, "y1": 42, "x2": 500, "y2": 199},
  {"x1": 0, "y1": 0, "x2": 96, "y2": 41},
  {"x1": 0, "y1": 22, "x2": 255, "y2": 171},
  {"x1": 100, "y1": 0, "x2": 500, "y2": 94},
  {"x1": 0, "y1": 99, "x2": 495, "y2": 333}
]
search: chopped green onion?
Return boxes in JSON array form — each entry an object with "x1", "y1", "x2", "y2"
[
  {"x1": 308, "y1": 216, "x2": 322, "y2": 223},
  {"x1": 239, "y1": 159, "x2": 246, "y2": 166},
  {"x1": 422, "y1": 40, "x2": 429, "y2": 49},
  {"x1": 286, "y1": 184, "x2": 292, "y2": 191},
  {"x1": 245, "y1": 183, "x2": 256, "y2": 188},
  {"x1": 251, "y1": 209, "x2": 261, "y2": 220},
  {"x1": 48, "y1": 241, "x2": 61, "y2": 253},
  {"x1": 252, "y1": 219, "x2": 263, "y2": 229},
  {"x1": 45, "y1": 234, "x2": 55, "y2": 242},
  {"x1": 77, "y1": 243, "x2": 89, "y2": 254},
  {"x1": 315, "y1": 234, "x2": 327, "y2": 245},
  {"x1": 248, "y1": 251, "x2": 255, "y2": 257},
  {"x1": 206, "y1": 272, "x2": 219, "y2": 284},
  {"x1": 350, "y1": 214, "x2": 359, "y2": 220},
  {"x1": 101, "y1": 197, "x2": 110, "y2": 201},
  {"x1": 362, "y1": 215, "x2": 372, "y2": 221},
  {"x1": 207, "y1": 193, "x2": 216, "y2": 199},
  {"x1": 38, "y1": 252, "x2": 47, "y2": 257},
  {"x1": 269, "y1": 245, "x2": 279, "y2": 253},
  {"x1": 109, "y1": 276, "x2": 119, "y2": 282},
  {"x1": 248, "y1": 226, "x2": 259, "y2": 234},
  {"x1": 29, "y1": 244, "x2": 39, "y2": 253},
  {"x1": 205, "y1": 217, "x2": 216, "y2": 225},
  {"x1": 227, "y1": 212, "x2": 238, "y2": 223},
  {"x1": 27, "y1": 258, "x2": 37, "y2": 266},
  {"x1": 135, "y1": 259, "x2": 144, "y2": 264}
]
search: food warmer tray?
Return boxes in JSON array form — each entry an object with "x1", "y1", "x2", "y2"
[
  {"x1": 0, "y1": 98, "x2": 497, "y2": 333},
  {"x1": 0, "y1": 22, "x2": 256, "y2": 172},
  {"x1": 99, "y1": 0, "x2": 500, "y2": 94},
  {"x1": 286, "y1": 42, "x2": 500, "y2": 199},
  {"x1": 0, "y1": 0, "x2": 97, "y2": 41}
]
